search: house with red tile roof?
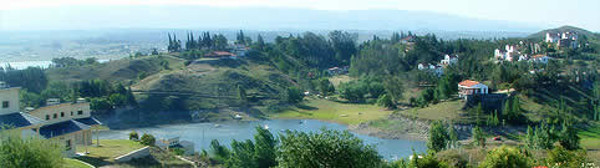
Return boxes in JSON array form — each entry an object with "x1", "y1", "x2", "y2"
[{"x1": 458, "y1": 80, "x2": 489, "y2": 99}]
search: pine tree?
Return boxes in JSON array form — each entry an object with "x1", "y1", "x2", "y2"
[
  {"x1": 472, "y1": 126, "x2": 485, "y2": 148},
  {"x1": 427, "y1": 121, "x2": 448, "y2": 152},
  {"x1": 448, "y1": 126, "x2": 458, "y2": 149},
  {"x1": 256, "y1": 34, "x2": 265, "y2": 51},
  {"x1": 526, "y1": 125, "x2": 535, "y2": 148},
  {"x1": 559, "y1": 121, "x2": 580, "y2": 150}
]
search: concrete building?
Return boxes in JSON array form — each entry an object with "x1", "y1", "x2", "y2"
[
  {"x1": 0, "y1": 81, "x2": 101, "y2": 158},
  {"x1": 156, "y1": 137, "x2": 195, "y2": 155}
]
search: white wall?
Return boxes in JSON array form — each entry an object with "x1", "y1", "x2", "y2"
[{"x1": 0, "y1": 87, "x2": 20, "y2": 115}]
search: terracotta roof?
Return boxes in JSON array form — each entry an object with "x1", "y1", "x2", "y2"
[
  {"x1": 532, "y1": 54, "x2": 546, "y2": 59},
  {"x1": 459, "y1": 80, "x2": 480, "y2": 87}
]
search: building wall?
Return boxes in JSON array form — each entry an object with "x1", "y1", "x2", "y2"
[
  {"x1": 52, "y1": 134, "x2": 77, "y2": 158},
  {"x1": 28, "y1": 102, "x2": 91, "y2": 124},
  {"x1": 74, "y1": 129, "x2": 93, "y2": 145},
  {"x1": 0, "y1": 87, "x2": 20, "y2": 115}
]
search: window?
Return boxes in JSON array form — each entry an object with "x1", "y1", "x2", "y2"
[
  {"x1": 2, "y1": 101, "x2": 8, "y2": 108},
  {"x1": 53, "y1": 113, "x2": 57, "y2": 119},
  {"x1": 45, "y1": 115, "x2": 50, "y2": 120},
  {"x1": 65, "y1": 140, "x2": 72, "y2": 151},
  {"x1": 60, "y1": 112, "x2": 65, "y2": 117},
  {"x1": 77, "y1": 110, "x2": 83, "y2": 115},
  {"x1": 70, "y1": 111, "x2": 73, "y2": 116}
]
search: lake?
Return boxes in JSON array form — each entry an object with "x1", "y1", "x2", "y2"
[{"x1": 98, "y1": 119, "x2": 427, "y2": 160}]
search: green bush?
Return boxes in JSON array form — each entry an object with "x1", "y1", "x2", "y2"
[
  {"x1": 140, "y1": 133, "x2": 156, "y2": 146},
  {"x1": 0, "y1": 129, "x2": 64, "y2": 168},
  {"x1": 129, "y1": 131, "x2": 139, "y2": 141},
  {"x1": 478, "y1": 146, "x2": 531, "y2": 168}
]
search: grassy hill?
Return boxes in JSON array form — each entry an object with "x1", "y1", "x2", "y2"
[{"x1": 46, "y1": 55, "x2": 186, "y2": 83}]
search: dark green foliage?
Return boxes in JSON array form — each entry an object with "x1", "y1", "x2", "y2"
[
  {"x1": 503, "y1": 96, "x2": 523, "y2": 124},
  {"x1": 0, "y1": 130, "x2": 64, "y2": 168},
  {"x1": 383, "y1": 76, "x2": 404, "y2": 102},
  {"x1": 253, "y1": 126, "x2": 277, "y2": 168},
  {"x1": 546, "y1": 146, "x2": 589, "y2": 168},
  {"x1": 472, "y1": 126, "x2": 485, "y2": 148},
  {"x1": 226, "y1": 140, "x2": 256, "y2": 168},
  {"x1": 129, "y1": 131, "x2": 139, "y2": 140},
  {"x1": 532, "y1": 122, "x2": 554, "y2": 149},
  {"x1": 448, "y1": 126, "x2": 458, "y2": 149},
  {"x1": 376, "y1": 94, "x2": 395, "y2": 109},
  {"x1": 478, "y1": 146, "x2": 531, "y2": 168},
  {"x1": 317, "y1": 78, "x2": 335, "y2": 97},
  {"x1": 329, "y1": 30, "x2": 357, "y2": 65},
  {"x1": 210, "y1": 139, "x2": 231, "y2": 163},
  {"x1": 338, "y1": 77, "x2": 391, "y2": 103},
  {"x1": 284, "y1": 86, "x2": 304, "y2": 104},
  {"x1": 427, "y1": 121, "x2": 449, "y2": 152},
  {"x1": 0, "y1": 67, "x2": 48, "y2": 93},
  {"x1": 558, "y1": 121, "x2": 580, "y2": 150},
  {"x1": 140, "y1": 133, "x2": 155, "y2": 146},
  {"x1": 278, "y1": 129, "x2": 383, "y2": 168}
]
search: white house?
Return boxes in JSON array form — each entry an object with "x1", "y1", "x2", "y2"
[
  {"x1": 545, "y1": 32, "x2": 579, "y2": 49},
  {"x1": 458, "y1": 80, "x2": 489, "y2": 99},
  {"x1": 440, "y1": 54, "x2": 458, "y2": 65},
  {"x1": 545, "y1": 33, "x2": 561, "y2": 43},
  {"x1": 418, "y1": 63, "x2": 444, "y2": 77},
  {"x1": 530, "y1": 54, "x2": 549, "y2": 64}
]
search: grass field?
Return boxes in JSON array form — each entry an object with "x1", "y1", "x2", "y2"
[
  {"x1": 76, "y1": 139, "x2": 146, "y2": 166},
  {"x1": 579, "y1": 125, "x2": 600, "y2": 150},
  {"x1": 328, "y1": 75, "x2": 354, "y2": 88},
  {"x1": 270, "y1": 98, "x2": 391, "y2": 125},
  {"x1": 64, "y1": 158, "x2": 93, "y2": 168},
  {"x1": 399, "y1": 100, "x2": 466, "y2": 121}
]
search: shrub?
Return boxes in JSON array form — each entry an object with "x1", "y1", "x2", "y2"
[
  {"x1": 140, "y1": 133, "x2": 156, "y2": 146},
  {"x1": 479, "y1": 146, "x2": 531, "y2": 168},
  {"x1": 129, "y1": 131, "x2": 139, "y2": 141},
  {"x1": 0, "y1": 129, "x2": 63, "y2": 168}
]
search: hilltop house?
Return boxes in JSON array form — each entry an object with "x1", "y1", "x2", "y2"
[
  {"x1": 417, "y1": 63, "x2": 444, "y2": 77},
  {"x1": 327, "y1": 66, "x2": 349, "y2": 76},
  {"x1": 0, "y1": 81, "x2": 101, "y2": 158},
  {"x1": 458, "y1": 80, "x2": 489, "y2": 99},
  {"x1": 440, "y1": 54, "x2": 458, "y2": 65},
  {"x1": 530, "y1": 54, "x2": 549, "y2": 64},
  {"x1": 545, "y1": 32, "x2": 578, "y2": 49},
  {"x1": 494, "y1": 45, "x2": 518, "y2": 62}
]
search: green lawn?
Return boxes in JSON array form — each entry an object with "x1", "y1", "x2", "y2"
[
  {"x1": 399, "y1": 100, "x2": 466, "y2": 121},
  {"x1": 76, "y1": 139, "x2": 146, "y2": 166},
  {"x1": 63, "y1": 158, "x2": 93, "y2": 168},
  {"x1": 579, "y1": 125, "x2": 600, "y2": 150},
  {"x1": 271, "y1": 98, "x2": 392, "y2": 125}
]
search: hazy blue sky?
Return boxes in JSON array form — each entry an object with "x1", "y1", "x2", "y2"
[{"x1": 1, "y1": 0, "x2": 599, "y2": 31}]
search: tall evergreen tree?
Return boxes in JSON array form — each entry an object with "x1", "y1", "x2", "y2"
[{"x1": 427, "y1": 121, "x2": 448, "y2": 152}]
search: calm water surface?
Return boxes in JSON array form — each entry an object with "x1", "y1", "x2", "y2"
[{"x1": 98, "y1": 119, "x2": 426, "y2": 160}]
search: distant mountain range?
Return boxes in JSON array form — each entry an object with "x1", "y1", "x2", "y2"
[{"x1": 2, "y1": 5, "x2": 543, "y2": 32}]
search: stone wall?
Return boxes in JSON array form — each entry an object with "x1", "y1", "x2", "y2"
[{"x1": 114, "y1": 146, "x2": 151, "y2": 163}]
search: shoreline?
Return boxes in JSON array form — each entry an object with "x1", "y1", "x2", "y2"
[{"x1": 100, "y1": 115, "x2": 430, "y2": 142}]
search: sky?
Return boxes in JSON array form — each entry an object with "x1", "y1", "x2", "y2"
[{"x1": 1, "y1": 0, "x2": 599, "y2": 31}]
